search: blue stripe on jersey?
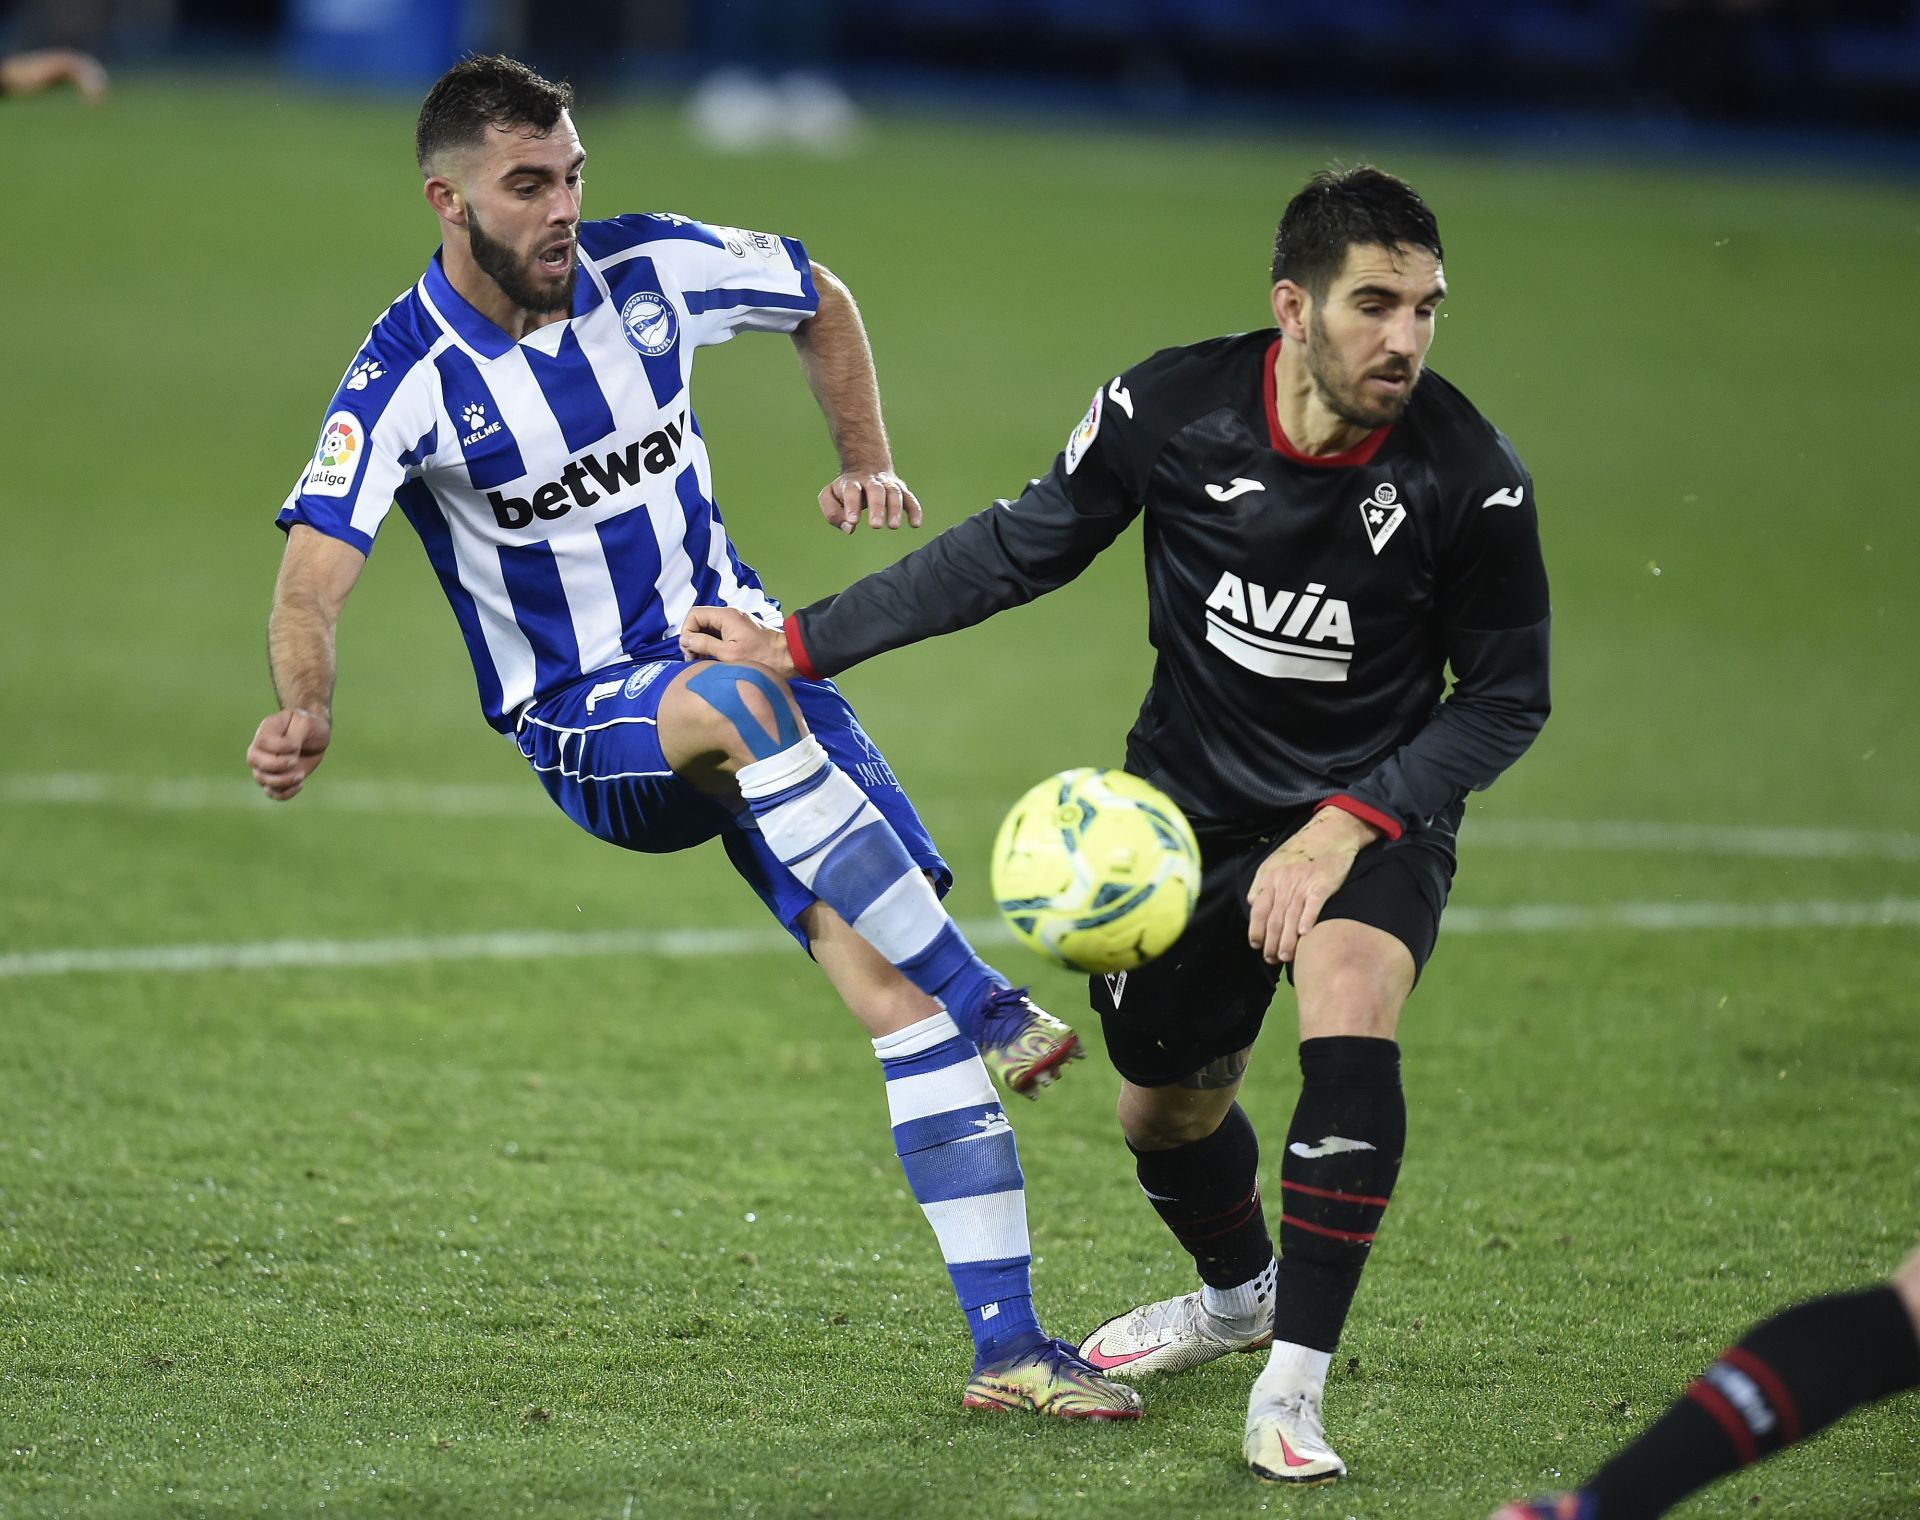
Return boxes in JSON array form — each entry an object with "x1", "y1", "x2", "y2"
[
  {"x1": 780, "y1": 235, "x2": 813, "y2": 281},
  {"x1": 522, "y1": 327, "x2": 616, "y2": 455},
  {"x1": 579, "y1": 214, "x2": 728, "y2": 258},
  {"x1": 395, "y1": 479, "x2": 506, "y2": 722},
  {"x1": 496, "y1": 540, "x2": 583, "y2": 695},
  {"x1": 674, "y1": 465, "x2": 723, "y2": 609},
  {"x1": 593, "y1": 503, "x2": 667, "y2": 654},
  {"x1": 603, "y1": 255, "x2": 686, "y2": 409},
  {"x1": 433, "y1": 348, "x2": 527, "y2": 490},
  {"x1": 397, "y1": 420, "x2": 438, "y2": 469},
  {"x1": 680, "y1": 287, "x2": 816, "y2": 316}
]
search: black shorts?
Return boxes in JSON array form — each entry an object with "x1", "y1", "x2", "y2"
[{"x1": 1089, "y1": 801, "x2": 1461, "y2": 1087}]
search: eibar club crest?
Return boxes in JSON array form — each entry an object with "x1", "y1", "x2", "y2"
[{"x1": 1359, "y1": 480, "x2": 1406, "y2": 555}]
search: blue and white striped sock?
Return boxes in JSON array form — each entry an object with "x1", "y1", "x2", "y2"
[
  {"x1": 738, "y1": 737, "x2": 1006, "y2": 1039},
  {"x1": 874, "y1": 1011, "x2": 1045, "y2": 1368}
]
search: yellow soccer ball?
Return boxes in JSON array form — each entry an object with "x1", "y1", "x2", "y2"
[{"x1": 991, "y1": 768, "x2": 1202, "y2": 974}]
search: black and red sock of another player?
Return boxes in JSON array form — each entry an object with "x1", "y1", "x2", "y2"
[{"x1": 1579, "y1": 1284, "x2": 1920, "y2": 1519}]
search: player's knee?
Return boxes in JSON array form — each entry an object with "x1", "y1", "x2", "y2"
[
  {"x1": 1117, "y1": 1084, "x2": 1231, "y2": 1150},
  {"x1": 1892, "y1": 1244, "x2": 1920, "y2": 1334},
  {"x1": 681, "y1": 660, "x2": 805, "y2": 765}
]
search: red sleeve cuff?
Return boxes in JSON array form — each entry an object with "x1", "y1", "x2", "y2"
[
  {"x1": 1315, "y1": 794, "x2": 1403, "y2": 841},
  {"x1": 784, "y1": 617, "x2": 821, "y2": 681}
]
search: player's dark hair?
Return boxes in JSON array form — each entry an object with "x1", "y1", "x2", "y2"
[
  {"x1": 415, "y1": 54, "x2": 574, "y2": 171},
  {"x1": 1271, "y1": 167, "x2": 1443, "y2": 297}
]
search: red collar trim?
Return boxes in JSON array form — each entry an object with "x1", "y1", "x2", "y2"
[{"x1": 1262, "y1": 336, "x2": 1393, "y2": 469}]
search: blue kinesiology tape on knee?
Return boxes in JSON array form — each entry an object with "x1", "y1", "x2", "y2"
[{"x1": 685, "y1": 663, "x2": 802, "y2": 761}]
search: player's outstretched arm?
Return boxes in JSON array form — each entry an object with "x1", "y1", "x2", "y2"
[
  {"x1": 246, "y1": 526, "x2": 366, "y2": 801},
  {"x1": 792, "y1": 263, "x2": 923, "y2": 535},
  {"x1": 0, "y1": 49, "x2": 109, "y2": 102}
]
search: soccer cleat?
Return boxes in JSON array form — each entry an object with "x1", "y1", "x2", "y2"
[
  {"x1": 1077, "y1": 1290, "x2": 1273, "y2": 1376},
  {"x1": 1488, "y1": 1497, "x2": 1598, "y2": 1520},
  {"x1": 1245, "y1": 1386, "x2": 1346, "y2": 1484},
  {"x1": 976, "y1": 987, "x2": 1084, "y2": 1098},
  {"x1": 962, "y1": 1337, "x2": 1143, "y2": 1420}
]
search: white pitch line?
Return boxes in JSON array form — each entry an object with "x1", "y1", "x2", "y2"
[
  {"x1": 4, "y1": 772, "x2": 1920, "y2": 862},
  {"x1": 1468, "y1": 818, "x2": 1920, "y2": 864},
  {"x1": 3, "y1": 901, "x2": 1917, "y2": 981}
]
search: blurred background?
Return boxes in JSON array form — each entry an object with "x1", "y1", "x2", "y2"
[{"x1": 7, "y1": 0, "x2": 1920, "y2": 157}]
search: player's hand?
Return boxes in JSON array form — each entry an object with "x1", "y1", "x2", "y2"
[
  {"x1": 1246, "y1": 807, "x2": 1381, "y2": 965},
  {"x1": 0, "y1": 49, "x2": 110, "y2": 102},
  {"x1": 246, "y1": 708, "x2": 331, "y2": 801},
  {"x1": 679, "y1": 606, "x2": 795, "y2": 675},
  {"x1": 819, "y1": 469, "x2": 922, "y2": 534}
]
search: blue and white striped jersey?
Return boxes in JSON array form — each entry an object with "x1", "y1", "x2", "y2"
[{"x1": 277, "y1": 214, "x2": 819, "y2": 731}]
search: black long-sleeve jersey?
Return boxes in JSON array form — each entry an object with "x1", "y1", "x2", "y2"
[{"x1": 785, "y1": 330, "x2": 1551, "y2": 841}]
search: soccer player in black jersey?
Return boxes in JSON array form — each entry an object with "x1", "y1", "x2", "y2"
[{"x1": 682, "y1": 166, "x2": 1552, "y2": 1482}]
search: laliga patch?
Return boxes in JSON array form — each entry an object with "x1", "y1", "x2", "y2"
[
  {"x1": 1359, "y1": 480, "x2": 1406, "y2": 555},
  {"x1": 620, "y1": 291, "x2": 679, "y2": 357},
  {"x1": 1064, "y1": 385, "x2": 1103, "y2": 475},
  {"x1": 304, "y1": 411, "x2": 361, "y2": 498}
]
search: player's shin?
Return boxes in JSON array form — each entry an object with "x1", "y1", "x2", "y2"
[
  {"x1": 738, "y1": 737, "x2": 1007, "y2": 1037},
  {"x1": 1269, "y1": 1036, "x2": 1405, "y2": 1366},
  {"x1": 873, "y1": 1012, "x2": 1043, "y2": 1366},
  {"x1": 1133, "y1": 1103, "x2": 1275, "y2": 1325}
]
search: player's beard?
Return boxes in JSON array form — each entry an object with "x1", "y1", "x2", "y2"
[
  {"x1": 466, "y1": 208, "x2": 575, "y2": 314},
  {"x1": 1304, "y1": 312, "x2": 1419, "y2": 430}
]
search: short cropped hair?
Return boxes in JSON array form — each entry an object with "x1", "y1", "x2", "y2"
[
  {"x1": 415, "y1": 54, "x2": 574, "y2": 172},
  {"x1": 1271, "y1": 167, "x2": 1443, "y2": 297}
]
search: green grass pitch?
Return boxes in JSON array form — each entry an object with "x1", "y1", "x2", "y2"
[{"x1": 2, "y1": 76, "x2": 1917, "y2": 1518}]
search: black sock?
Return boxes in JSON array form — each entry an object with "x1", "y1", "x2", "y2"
[
  {"x1": 1129, "y1": 1101, "x2": 1272, "y2": 1290},
  {"x1": 1586, "y1": 1284, "x2": 1920, "y2": 1520},
  {"x1": 1271, "y1": 1035, "x2": 1404, "y2": 1353}
]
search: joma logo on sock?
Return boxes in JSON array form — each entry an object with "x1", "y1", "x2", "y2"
[{"x1": 487, "y1": 410, "x2": 687, "y2": 529}]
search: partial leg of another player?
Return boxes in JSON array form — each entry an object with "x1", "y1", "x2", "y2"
[
  {"x1": 659, "y1": 660, "x2": 1081, "y2": 1096},
  {"x1": 802, "y1": 902, "x2": 1140, "y2": 1419},
  {"x1": 1490, "y1": 1243, "x2": 1920, "y2": 1520}
]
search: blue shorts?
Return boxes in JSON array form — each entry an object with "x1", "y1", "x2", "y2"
[{"x1": 513, "y1": 660, "x2": 952, "y2": 942}]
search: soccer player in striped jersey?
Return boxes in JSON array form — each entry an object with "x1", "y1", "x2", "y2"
[
  {"x1": 243, "y1": 54, "x2": 1136, "y2": 1421},
  {"x1": 1492, "y1": 1244, "x2": 1920, "y2": 1519}
]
